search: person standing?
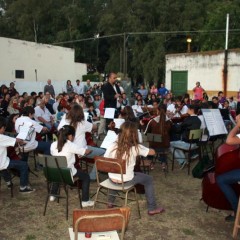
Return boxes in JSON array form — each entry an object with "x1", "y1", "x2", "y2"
[
  {"x1": 44, "y1": 79, "x2": 55, "y2": 98},
  {"x1": 102, "y1": 72, "x2": 121, "y2": 110},
  {"x1": 74, "y1": 79, "x2": 84, "y2": 95},
  {"x1": 192, "y1": 82, "x2": 205, "y2": 101}
]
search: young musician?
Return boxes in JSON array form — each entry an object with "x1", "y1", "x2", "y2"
[
  {"x1": 0, "y1": 117, "x2": 35, "y2": 193},
  {"x1": 104, "y1": 121, "x2": 165, "y2": 215},
  {"x1": 50, "y1": 125, "x2": 94, "y2": 207},
  {"x1": 216, "y1": 115, "x2": 240, "y2": 221},
  {"x1": 58, "y1": 103, "x2": 105, "y2": 180},
  {"x1": 144, "y1": 105, "x2": 172, "y2": 170}
]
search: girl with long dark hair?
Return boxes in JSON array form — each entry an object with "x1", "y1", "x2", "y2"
[
  {"x1": 50, "y1": 125, "x2": 94, "y2": 207},
  {"x1": 58, "y1": 103, "x2": 105, "y2": 180}
]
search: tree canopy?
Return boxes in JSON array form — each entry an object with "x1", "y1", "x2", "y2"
[{"x1": 0, "y1": 0, "x2": 239, "y2": 86}]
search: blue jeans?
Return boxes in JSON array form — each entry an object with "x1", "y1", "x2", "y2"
[
  {"x1": 1, "y1": 160, "x2": 29, "y2": 187},
  {"x1": 170, "y1": 140, "x2": 197, "y2": 165},
  {"x1": 108, "y1": 172, "x2": 158, "y2": 211},
  {"x1": 21, "y1": 141, "x2": 51, "y2": 162},
  {"x1": 87, "y1": 146, "x2": 105, "y2": 180},
  {"x1": 216, "y1": 169, "x2": 240, "y2": 213}
]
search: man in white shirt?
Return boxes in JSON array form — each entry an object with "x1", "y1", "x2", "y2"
[
  {"x1": 74, "y1": 79, "x2": 84, "y2": 95},
  {"x1": 0, "y1": 116, "x2": 35, "y2": 193},
  {"x1": 34, "y1": 97, "x2": 58, "y2": 131}
]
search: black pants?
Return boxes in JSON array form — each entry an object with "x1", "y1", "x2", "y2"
[{"x1": 50, "y1": 169, "x2": 90, "y2": 201}]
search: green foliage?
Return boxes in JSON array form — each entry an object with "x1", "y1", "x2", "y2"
[{"x1": 0, "y1": 0, "x2": 239, "y2": 85}]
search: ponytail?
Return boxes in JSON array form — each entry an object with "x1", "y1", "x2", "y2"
[{"x1": 57, "y1": 125, "x2": 75, "y2": 152}]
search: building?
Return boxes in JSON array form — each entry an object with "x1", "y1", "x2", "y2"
[
  {"x1": 0, "y1": 37, "x2": 87, "y2": 94},
  {"x1": 165, "y1": 49, "x2": 240, "y2": 98}
]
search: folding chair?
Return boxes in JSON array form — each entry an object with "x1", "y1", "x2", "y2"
[
  {"x1": 72, "y1": 207, "x2": 131, "y2": 240},
  {"x1": 37, "y1": 154, "x2": 82, "y2": 220},
  {"x1": 93, "y1": 156, "x2": 141, "y2": 218},
  {"x1": 172, "y1": 129, "x2": 203, "y2": 175}
]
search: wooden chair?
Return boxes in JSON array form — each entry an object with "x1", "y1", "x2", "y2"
[
  {"x1": 37, "y1": 154, "x2": 82, "y2": 220},
  {"x1": 93, "y1": 156, "x2": 141, "y2": 218},
  {"x1": 141, "y1": 133, "x2": 168, "y2": 175},
  {"x1": 172, "y1": 129, "x2": 203, "y2": 175},
  {"x1": 72, "y1": 207, "x2": 131, "y2": 240}
]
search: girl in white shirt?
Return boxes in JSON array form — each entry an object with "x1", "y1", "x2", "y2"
[
  {"x1": 58, "y1": 103, "x2": 105, "y2": 180},
  {"x1": 50, "y1": 125, "x2": 94, "y2": 207},
  {"x1": 104, "y1": 121, "x2": 165, "y2": 215}
]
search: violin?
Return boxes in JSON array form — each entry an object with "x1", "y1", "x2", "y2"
[{"x1": 202, "y1": 143, "x2": 240, "y2": 210}]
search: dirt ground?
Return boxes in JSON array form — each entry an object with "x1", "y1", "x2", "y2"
[{"x1": 0, "y1": 155, "x2": 235, "y2": 240}]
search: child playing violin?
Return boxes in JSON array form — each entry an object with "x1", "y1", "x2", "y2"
[{"x1": 104, "y1": 121, "x2": 165, "y2": 215}]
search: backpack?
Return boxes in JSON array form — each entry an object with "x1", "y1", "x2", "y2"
[{"x1": 192, "y1": 154, "x2": 214, "y2": 179}]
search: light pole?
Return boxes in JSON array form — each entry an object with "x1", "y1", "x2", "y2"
[{"x1": 187, "y1": 37, "x2": 192, "y2": 53}]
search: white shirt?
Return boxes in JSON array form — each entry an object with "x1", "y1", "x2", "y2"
[
  {"x1": 50, "y1": 140, "x2": 86, "y2": 176},
  {"x1": 58, "y1": 114, "x2": 93, "y2": 148},
  {"x1": 74, "y1": 84, "x2": 84, "y2": 95},
  {"x1": 0, "y1": 134, "x2": 16, "y2": 170},
  {"x1": 34, "y1": 106, "x2": 52, "y2": 122},
  {"x1": 104, "y1": 143, "x2": 149, "y2": 182},
  {"x1": 15, "y1": 116, "x2": 43, "y2": 152}
]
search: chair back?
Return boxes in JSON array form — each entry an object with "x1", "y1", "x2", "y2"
[
  {"x1": 73, "y1": 207, "x2": 131, "y2": 240},
  {"x1": 37, "y1": 155, "x2": 73, "y2": 185},
  {"x1": 94, "y1": 156, "x2": 126, "y2": 175},
  {"x1": 188, "y1": 129, "x2": 203, "y2": 142}
]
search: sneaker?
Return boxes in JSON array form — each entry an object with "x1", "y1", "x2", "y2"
[
  {"x1": 6, "y1": 181, "x2": 13, "y2": 189},
  {"x1": 191, "y1": 154, "x2": 199, "y2": 159},
  {"x1": 225, "y1": 214, "x2": 236, "y2": 222},
  {"x1": 19, "y1": 186, "x2": 35, "y2": 193},
  {"x1": 180, "y1": 161, "x2": 187, "y2": 170},
  {"x1": 49, "y1": 196, "x2": 56, "y2": 202},
  {"x1": 82, "y1": 200, "x2": 94, "y2": 208}
]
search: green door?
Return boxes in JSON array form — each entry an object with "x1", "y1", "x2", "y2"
[{"x1": 171, "y1": 71, "x2": 188, "y2": 96}]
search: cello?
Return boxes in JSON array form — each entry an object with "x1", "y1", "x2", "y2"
[{"x1": 202, "y1": 143, "x2": 240, "y2": 210}]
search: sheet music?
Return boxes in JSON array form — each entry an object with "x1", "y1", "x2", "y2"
[
  {"x1": 17, "y1": 123, "x2": 34, "y2": 141},
  {"x1": 202, "y1": 109, "x2": 228, "y2": 136},
  {"x1": 114, "y1": 118, "x2": 125, "y2": 129},
  {"x1": 84, "y1": 112, "x2": 89, "y2": 120},
  {"x1": 100, "y1": 130, "x2": 118, "y2": 149},
  {"x1": 104, "y1": 108, "x2": 115, "y2": 119}
]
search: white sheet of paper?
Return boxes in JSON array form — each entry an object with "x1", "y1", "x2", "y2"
[
  {"x1": 104, "y1": 108, "x2": 115, "y2": 119},
  {"x1": 68, "y1": 228, "x2": 119, "y2": 240},
  {"x1": 84, "y1": 112, "x2": 89, "y2": 120},
  {"x1": 16, "y1": 123, "x2": 33, "y2": 141},
  {"x1": 202, "y1": 109, "x2": 228, "y2": 136},
  {"x1": 100, "y1": 130, "x2": 118, "y2": 149},
  {"x1": 114, "y1": 118, "x2": 125, "y2": 129}
]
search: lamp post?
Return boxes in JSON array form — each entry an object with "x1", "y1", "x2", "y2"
[{"x1": 187, "y1": 37, "x2": 192, "y2": 53}]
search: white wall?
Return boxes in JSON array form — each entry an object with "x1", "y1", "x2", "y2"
[
  {"x1": 0, "y1": 37, "x2": 87, "y2": 95},
  {"x1": 165, "y1": 49, "x2": 240, "y2": 94}
]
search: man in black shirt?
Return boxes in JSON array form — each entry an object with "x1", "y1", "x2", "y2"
[{"x1": 170, "y1": 104, "x2": 201, "y2": 167}]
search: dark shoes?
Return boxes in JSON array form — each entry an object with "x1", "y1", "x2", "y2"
[
  {"x1": 148, "y1": 207, "x2": 165, "y2": 216},
  {"x1": 19, "y1": 186, "x2": 35, "y2": 193},
  {"x1": 225, "y1": 214, "x2": 236, "y2": 222}
]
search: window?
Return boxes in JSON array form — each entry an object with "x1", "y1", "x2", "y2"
[{"x1": 15, "y1": 70, "x2": 24, "y2": 79}]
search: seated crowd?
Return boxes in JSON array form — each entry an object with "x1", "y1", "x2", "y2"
[{"x1": 0, "y1": 78, "x2": 239, "y2": 221}]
